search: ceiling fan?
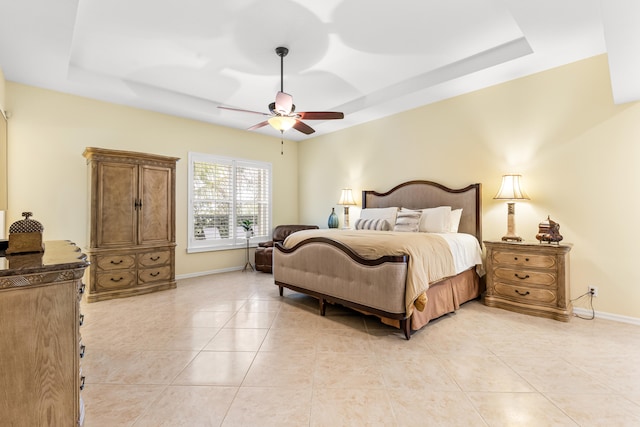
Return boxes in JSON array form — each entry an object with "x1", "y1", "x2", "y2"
[{"x1": 218, "y1": 46, "x2": 344, "y2": 135}]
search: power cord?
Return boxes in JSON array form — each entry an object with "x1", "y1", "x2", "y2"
[{"x1": 571, "y1": 289, "x2": 595, "y2": 320}]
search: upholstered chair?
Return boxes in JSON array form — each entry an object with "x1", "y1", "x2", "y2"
[{"x1": 254, "y1": 224, "x2": 319, "y2": 273}]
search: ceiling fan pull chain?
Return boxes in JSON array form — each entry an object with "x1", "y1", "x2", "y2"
[{"x1": 280, "y1": 130, "x2": 284, "y2": 155}]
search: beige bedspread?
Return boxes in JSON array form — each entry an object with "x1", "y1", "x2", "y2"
[{"x1": 282, "y1": 229, "x2": 456, "y2": 314}]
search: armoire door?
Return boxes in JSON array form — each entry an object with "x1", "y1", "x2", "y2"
[
  {"x1": 138, "y1": 164, "x2": 173, "y2": 245},
  {"x1": 96, "y1": 161, "x2": 138, "y2": 247}
]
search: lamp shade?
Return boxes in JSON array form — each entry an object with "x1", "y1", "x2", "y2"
[
  {"x1": 268, "y1": 116, "x2": 296, "y2": 132},
  {"x1": 494, "y1": 174, "x2": 530, "y2": 200},
  {"x1": 337, "y1": 188, "x2": 356, "y2": 206}
]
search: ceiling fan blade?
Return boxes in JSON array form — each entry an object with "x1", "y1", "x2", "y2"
[
  {"x1": 248, "y1": 120, "x2": 270, "y2": 131},
  {"x1": 218, "y1": 106, "x2": 270, "y2": 116},
  {"x1": 275, "y1": 91, "x2": 293, "y2": 114},
  {"x1": 292, "y1": 120, "x2": 315, "y2": 135},
  {"x1": 298, "y1": 111, "x2": 344, "y2": 120}
]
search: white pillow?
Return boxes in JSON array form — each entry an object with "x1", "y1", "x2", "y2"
[
  {"x1": 359, "y1": 207, "x2": 398, "y2": 227},
  {"x1": 394, "y1": 209, "x2": 421, "y2": 232},
  {"x1": 450, "y1": 208, "x2": 463, "y2": 233},
  {"x1": 418, "y1": 206, "x2": 452, "y2": 233},
  {"x1": 355, "y1": 218, "x2": 392, "y2": 231}
]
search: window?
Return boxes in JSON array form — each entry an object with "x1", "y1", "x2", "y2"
[{"x1": 188, "y1": 152, "x2": 272, "y2": 252}]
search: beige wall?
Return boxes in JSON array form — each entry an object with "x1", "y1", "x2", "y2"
[
  {"x1": 5, "y1": 83, "x2": 299, "y2": 276},
  {"x1": 299, "y1": 54, "x2": 640, "y2": 320}
]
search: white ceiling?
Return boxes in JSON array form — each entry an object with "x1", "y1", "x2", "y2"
[{"x1": 0, "y1": 0, "x2": 637, "y2": 141}]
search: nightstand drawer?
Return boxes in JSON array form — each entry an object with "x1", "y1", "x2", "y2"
[
  {"x1": 492, "y1": 251, "x2": 556, "y2": 269},
  {"x1": 493, "y1": 267, "x2": 556, "y2": 286},
  {"x1": 494, "y1": 282, "x2": 557, "y2": 304}
]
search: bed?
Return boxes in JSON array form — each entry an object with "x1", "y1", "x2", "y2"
[{"x1": 273, "y1": 180, "x2": 484, "y2": 339}]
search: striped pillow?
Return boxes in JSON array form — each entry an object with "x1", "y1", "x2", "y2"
[
  {"x1": 393, "y1": 209, "x2": 421, "y2": 232},
  {"x1": 355, "y1": 218, "x2": 391, "y2": 231}
]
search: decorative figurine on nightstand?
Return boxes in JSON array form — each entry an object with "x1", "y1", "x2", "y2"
[{"x1": 536, "y1": 215, "x2": 563, "y2": 244}]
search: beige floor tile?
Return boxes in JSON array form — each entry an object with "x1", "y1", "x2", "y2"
[
  {"x1": 501, "y1": 356, "x2": 612, "y2": 394},
  {"x1": 138, "y1": 327, "x2": 220, "y2": 351},
  {"x1": 204, "y1": 328, "x2": 268, "y2": 352},
  {"x1": 310, "y1": 388, "x2": 396, "y2": 426},
  {"x1": 467, "y1": 392, "x2": 579, "y2": 426},
  {"x1": 224, "y1": 310, "x2": 278, "y2": 328},
  {"x1": 222, "y1": 386, "x2": 312, "y2": 426},
  {"x1": 86, "y1": 350, "x2": 199, "y2": 385},
  {"x1": 133, "y1": 385, "x2": 237, "y2": 427},
  {"x1": 389, "y1": 389, "x2": 486, "y2": 426},
  {"x1": 377, "y1": 353, "x2": 460, "y2": 391},
  {"x1": 438, "y1": 355, "x2": 535, "y2": 392},
  {"x1": 260, "y1": 327, "x2": 320, "y2": 353},
  {"x1": 547, "y1": 393, "x2": 640, "y2": 426},
  {"x1": 243, "y1": 350, "x2": 315, "y2": 388},
  {"x1": 314, "y1": 352, "x2": 385, "y2": 389},
  {"x1": 172, "y1": 351, "x2": 256, "y2": 386},
  {"x1": 315, "y1": 328, "x2": 373, "y2": 353},
  {"x1": 82, "y1": 383, "x2": 165, "y2": 427}
]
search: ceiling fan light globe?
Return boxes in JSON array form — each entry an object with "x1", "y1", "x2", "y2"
[{"x1": 268, "y1": 116, "x2": 297, "y2": 132}]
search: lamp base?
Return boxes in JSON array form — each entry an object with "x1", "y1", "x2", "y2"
[{"x1": 501, "y1": 235, "x2": 523, "y2": 242}]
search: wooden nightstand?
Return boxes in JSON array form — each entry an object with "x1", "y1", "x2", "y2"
[{"x1": 483, "y1": 240, "x2": 572, "y2": 321}]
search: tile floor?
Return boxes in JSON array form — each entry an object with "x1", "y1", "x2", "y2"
[{"x1": 80, "y1": 271, "x2": 640, "y2": 426}]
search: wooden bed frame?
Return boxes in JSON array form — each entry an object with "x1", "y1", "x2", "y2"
[{"x1": 274, "y1": 180, "x2": 483, "y2": 339}]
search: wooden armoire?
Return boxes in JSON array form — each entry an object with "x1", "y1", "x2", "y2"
[{"x1": 83, "y1": 147, "x2": 179, "y2": 302}]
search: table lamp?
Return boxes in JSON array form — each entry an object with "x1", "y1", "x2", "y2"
[
  {"x1": 494, "y1": 174, "x2": 529, "y2": 242},
  {"x1": 337, "y1": 189, "x2": 357, "y2": 229}
]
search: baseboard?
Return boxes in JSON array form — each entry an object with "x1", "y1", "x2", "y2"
[
  {"x1": 176, "y1": 266, "x2": 244, "y2": 280},
  {"x1": 573, "y1": 307, "x2": 640, "y2": 326}
]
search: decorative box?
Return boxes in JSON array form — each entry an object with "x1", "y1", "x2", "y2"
[
  {"x1": 535, "y1": 215, "x2": 563, "y2": 244},
  {"x1": 6, "y1": 212, "x2": 45, "y2": 254}
]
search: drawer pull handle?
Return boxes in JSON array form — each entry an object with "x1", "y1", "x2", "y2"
[
  {"x1": 79, "y1": 283, "x2": 86, "y2": 295},
  {"x1": 514, "y1": 273, "x2": 530, "y2": 280},
  {"x1": 110, "y1": 277, "x2": 124, "y2": 282},
  {"x1": 80, "y1": 344, "x2": 86, "y2": 358},
  {"x1": 150, "y1": 271, "x2": 160, "y2": 277},
  {"x1": 79, "y1": 314, "x2": 85, "y2": 326},
  {"x1": 110, "y1": 259, "x2": 124, "y2": 265},
  {"x1": 515, "y1": 289, "x2": 530, "y2": 296},
  {"x1": 80, "y1": 376, "x2": 85, "y2": 391},
  {"x1": 150, "y1": 256, "x2": 160, "y2": 261}
]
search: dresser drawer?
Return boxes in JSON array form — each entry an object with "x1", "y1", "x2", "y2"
[
  {"x1": 138, "y1": 250, "x2": 171, "y2": 267},
  {"x1": 492, "y1": 251, "x2": 556, "y2": 269},
  {"x1": 494, "y1": 282, "x2": 557, "y2": 304},
  {"x1": 493, "y1": 267, "x2": 556, "y2": 286},
  {"x1": 95, "y1": 271, "x2": 136, "y2": 290},
  {"x1": 95, "y1": 254, "x2": 136, "y2": 271},
  {"x1": 139, "y1": 266, "x2": 171, "y2": 284}
]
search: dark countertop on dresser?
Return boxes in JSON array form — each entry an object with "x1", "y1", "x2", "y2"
[{"x1": 0, "y1": 240, "x2": 89, "y2": 276}]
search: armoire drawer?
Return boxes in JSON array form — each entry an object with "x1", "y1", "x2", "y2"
[
  {"x1": 95, "y1": 271, "x2": 137, "y2": 290},
  {"x1": 138, "y1": 266, "x2": 171, "y2": 284},
  {"x1": 138, "y1": 250, "x2": 171, "y2": 267},
  {"x1": 95, "y1": 254, "x2": 136, "y2": 271}
]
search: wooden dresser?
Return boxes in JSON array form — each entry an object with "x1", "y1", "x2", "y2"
[
  {"x1": 83, "y1": 147, "x2": 179, "y2": 302},
  {"x1": 0, "y1": 240, "x2": 89, "y2": 426},
  {"x1": 483, "y1": 240, "x2": 572, "y2": 321}
]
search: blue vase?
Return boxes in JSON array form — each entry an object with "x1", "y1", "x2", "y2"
[{"x1": 328, "y1": 208, "x2": 339, "y2": 228}]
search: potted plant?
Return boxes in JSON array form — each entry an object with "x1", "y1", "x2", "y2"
[{"x1": 240, "y1": 219, "x2": 253, "y2": 238}]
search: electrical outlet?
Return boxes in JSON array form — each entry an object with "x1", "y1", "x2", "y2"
[{"x1": 588, "y1": 286, "x2": 598, "y2": 297}]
